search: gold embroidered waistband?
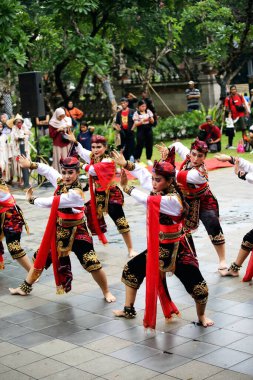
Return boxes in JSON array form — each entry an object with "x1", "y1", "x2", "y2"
[{"x1": 57, "y1": 217, "x2": 84, "y2": 227}]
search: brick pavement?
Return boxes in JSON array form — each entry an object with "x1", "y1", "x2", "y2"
[{"x1": 0, "y1": 167, "x2": 252, "y2": 380}]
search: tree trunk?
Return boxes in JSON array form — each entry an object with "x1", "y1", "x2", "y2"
[
  {"x1": 3, "y1": 92, "x2": 13, "y2": 118},
  {"x1": 100, "y1": 76, "x2": 117, "y2": 115},
  {"x1": 215, "y1": 75, "x2": 227, "y2": 101}
]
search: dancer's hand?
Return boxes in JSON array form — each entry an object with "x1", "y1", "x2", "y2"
[
  {"x1": 155, "y1": 142, "x2": 169, "y2": 160},
  {"x1": 18, "y1": 155, "x2": 31, "y2": 168},
  {"x1": 26, "y1": 187, "x2": 34, "y2": 202},
  {"x1": 111, "y1": 150, "x2": 127, "y2": 167},
  {"x1": 120, "y1": 169, "x2": 128, "y2": 188},
  {"x1": 64, "y1": 129, "x2": 77, "y2": 143},
  {"x1": 234, "y1": 157, "x2": 241, "y2": 175},
  {"x1": 214, "y1": 153, "x2": 231, "y2": 162}
]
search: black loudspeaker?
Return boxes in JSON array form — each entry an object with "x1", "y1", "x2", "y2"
[{"x1": 18, "y1": 71, "x2": 45, "y2": 117}]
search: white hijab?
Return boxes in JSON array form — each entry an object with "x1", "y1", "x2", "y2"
[{"x1": 49, "y1": 108, "x2": 72, "y2": 129}]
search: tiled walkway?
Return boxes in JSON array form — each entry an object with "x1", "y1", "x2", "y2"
[{"x1": 0, "y1": 167, "x2": 253, "y2": 379}]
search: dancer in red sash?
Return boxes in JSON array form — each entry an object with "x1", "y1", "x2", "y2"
[
  {"x1": 111, "y1": 150, "x2": 213, "y2": 329},
  {"x1": 67, "y1": 132, "x2": 137, "y2": 257},
  {"x1": 0, "y1": 167, "x2": 31, "y2": 271},
  {"x1": 215, "y1": 154, "x2": 253, "y2": 280},
  {"x1": 9, "y1": 156, "x2": 115, "y2": 302},
  {"x1": 157, "y1": 140, "x2": 227, "y2": 272}
]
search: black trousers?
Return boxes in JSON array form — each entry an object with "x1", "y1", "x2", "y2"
[
  {"x1": 199, "y1": 208, "x2": 225, "y2": 245},
  {"x1": 122, "y1": 250, "x2": 206, "y2": 299},
  {"x1": 241, "y1": 229, "x2": 253, "y2": 252},
  {"x1": 135, "y1": 126, "x2": 153, "y2": 160},
  {"x1": 119, "y1": 130, "x2": 135, "y2": 160},
  {"x1": 107, "y1": 203, "x2": 130, "y2": 233}
]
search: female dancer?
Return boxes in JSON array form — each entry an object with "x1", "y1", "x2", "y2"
[
  {"x1": 111, "y1": 150, "x2": 213, "y2": 328},
  {"x1": 215, "y1": 153, "x2": 253, "y2": 279},
  {"x1": 0, "y1": 166, "x2": 31, "y2": 271},
  {"x1": 66, "y1": 132, "x2": 137, "y2": 257},
  {"x1": 9, "y1": 155, "x2": 115, "y2": 302},
  {"x1": 157, "y1": 140, "x2": 227, "y2": 271}
]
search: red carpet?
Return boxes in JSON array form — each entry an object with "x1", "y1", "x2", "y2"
[{"x1": 115, "y1": 158, "x2": 233, "y2": 181}]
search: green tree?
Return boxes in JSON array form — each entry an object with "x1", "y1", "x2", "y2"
[
  {"x1": 180, "y1": 0, "x2": 253, "y2": 97},
  {"x1": 0, "y1": 0, "x2": 30, "y2": 114}
]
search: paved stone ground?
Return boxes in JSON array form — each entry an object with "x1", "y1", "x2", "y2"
[{"x1": 0, "y1": 167, "x2": 253, "y2": 380}]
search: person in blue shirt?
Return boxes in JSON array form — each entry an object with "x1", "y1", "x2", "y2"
[{"x1": 77, "y1": 121, "x2": 94, "y2": 150}]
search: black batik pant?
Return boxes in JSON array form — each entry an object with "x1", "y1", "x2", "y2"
[
  {"x1": 199, "y1": 209, "x2": 225, "y2": 245},
  {"x1": 135, "y1": 126, "x2": 153, "y2": 160},
  {"x1": 2, "y1": 230, "x2": 26, "y2": 260},
  {"x1": 122, "y1": 249, "x2": 208, "y2": 304},
  {"x1": 107, "y1": 203, "x2": 130, "y2": 234}
]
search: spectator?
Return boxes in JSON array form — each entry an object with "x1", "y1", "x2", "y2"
[
  {"x1": 185, "y1": 81, "x2": 201, "y2": 111},
  {"x1": 115, "y1": 98, "x2": 135, "y2": 160},
  {"x1": 49, "y1": 108, "x2": 72, "y2": 173},
  {"x1": 244, "y1": 92, "x2": 250, "y2": 103},
  {"x1": 132, "y1": 100, "x2": 154, "y2": 165},
  {"x1": 64, "y1": 100, "x2": 84, "y2": 129},
  {"x1": 225, "y1": 112, "x2": 236, "y2": 149},
  {"x1": 248, "y1": 89, "x2": 253, "y2": 126},
  {"x1": 1, "y1": 114, "x2": 12, "y2": 135},
  {"x1": 125, "y1": 92, "x2": 138, "y2": 109},
  {"x1": 35, "y1": 112, "x2": 50, "y2": 136},
  {"x1": 0, "y1": 122, "x2": 10, "y2": 180},
  {"x1": 250, "y1": 89, "x2": 253, "y2": 109},
  {"x1": 77, "y1": 121, "x2": 94, "y2": 150},
  {"x1": 141, "y1": 91, "x2": 157, "y2": 126},
  {"x1": 225, "y1": 85, "x2": 248, "y2": 138},
  {"x1": 11, "y1": 114, "x2": 31, "y2": 189},
  {"x1": 198, "y1": 115, "x2": 221, "y2": 152}
]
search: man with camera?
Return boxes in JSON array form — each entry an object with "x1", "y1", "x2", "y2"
[
  {"x1": 225, "y1": 85, "x2": 249, "y2": 138},
  {"x1": 198, "y1": 115, "x2": 221, "y2": 153}
]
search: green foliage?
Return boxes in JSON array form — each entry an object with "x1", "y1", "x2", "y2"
[
  {"x1": 30, "y1": 135, "x2": 53, "y2": 162},
  {"x1": 0, "y1": 0, "x2": 29, "y2": 75},
  {"x1": 180, "y1": 0, "x2": 253, "y2": 71},
  {"x1": 0, "y1": 0, "x2": 252, "y2": 108}
]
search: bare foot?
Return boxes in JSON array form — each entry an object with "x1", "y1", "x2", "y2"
[
  {"x1": 113, "y1": 308, "x2": 136, "y2": 318},
  {"x1": 219, "y1": 268, "x2": 239, "y2": 277},
  {"x1": 104, "y1": 292, "x2": 116, "y2": 303},
  {"x1": 218, "y1": 261, "x2": 228, "y2": 270},
  {"x1": 113, "y1": 309, "x2": 126, "y2": 317},
  {"x1": 9, "y1": 287, "x2": 27, "y2": 296},
  {"x1": 198, "y1": 315, "x2": 214, "y2": 327},
  {"x1": 128, "y1": 249, "x2": 138, "y2": 258}
]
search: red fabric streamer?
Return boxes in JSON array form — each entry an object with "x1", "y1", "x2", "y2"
[
  {"x1": 158, "y1": 276, "x2": 179, "y2": 319},
  {"x1": 34, "y1": 196, "x2": 61, "y2": 287},
  {"x1": 143, "y1": 195, "x2": 162, "y2": 329},
  {"x1": 243, "y1": 251, "x2": 253, "y2": 282},
  {"x1": 0, "y1": 195, "x2": 16, "y2": 213},
  {"x1": 92, "y1": 161, "x2": 116, "y2": 191},
  {"x1": 88, "y1": 175, "x2": 108, "y2": 245},
  {"x1": 143, "y1": 195, "x2": 180, "y2": 329}
]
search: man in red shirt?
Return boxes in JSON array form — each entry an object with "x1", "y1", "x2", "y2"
[
  {"x1": 225, "y1": 85, "x2": 248, "y2": 137},
  {"x1": 198, "y1": 116, "x2": 221, "y2": 152}
]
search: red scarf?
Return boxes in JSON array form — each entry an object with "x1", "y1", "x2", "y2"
[
  {"x1": 243, "y1": 251, "x2": 253, "y2": 282},
  {"x1": 33, "y1": 196, "x2": 62, "y2": 291},
  {"x1": 143, "y1": 195, "x2": 179, "y2": 329},
  {"x1": 0, "y1": 195, "x2": 16, "y2": 213},
  {"x1": 87, "y1": 160, "x2": 115, "y2": 245},
  {"x1": 89, "y1": 175, "x2": 108, "y2": 244}
]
